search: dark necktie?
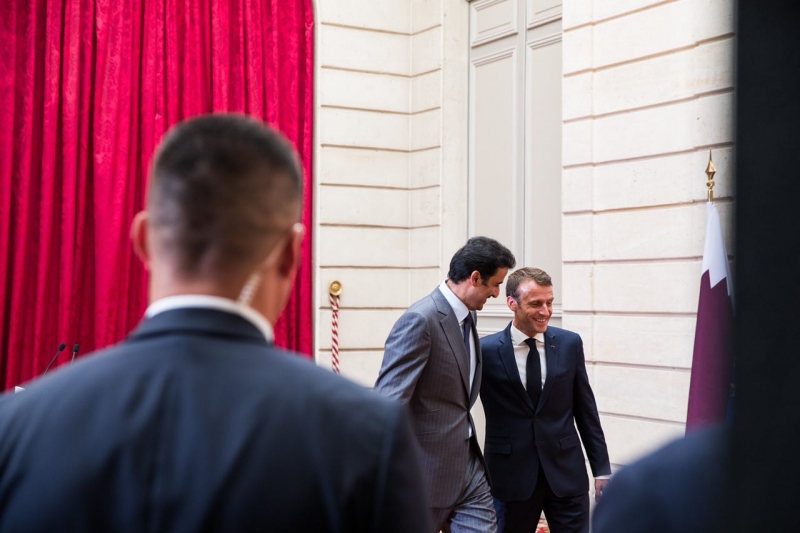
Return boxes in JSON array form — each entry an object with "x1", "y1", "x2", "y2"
[
  {"x1": 462, "y1": 312, "x2": 473, "y2": 367},
  {"x1": 525, "y1": 337, "x2": 542, "y2": 408}
]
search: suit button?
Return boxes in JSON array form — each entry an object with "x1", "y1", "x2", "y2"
[{"x1": 534, "y1": 416, "x2": 539, "y2": 421}]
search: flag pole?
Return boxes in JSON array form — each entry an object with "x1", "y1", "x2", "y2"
[
  {"x1": 686, "y1": 148, "x2": 732, "y2": 431},
  {"x1": 705, "y1": 149, "x2": 716, "y2": 202}
]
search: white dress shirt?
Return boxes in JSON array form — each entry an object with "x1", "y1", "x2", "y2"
[
  {"x1": 509, "y1": 323, "x2": 546, "y2": 390},
  {"x1": 145, "y1": 295, "x2": 274, "y2": 343},
  {"x1": 438, "y1": 281, "x2": 477, "y2": 394},
  {"x1": 438, "y1": 281, "x2": 477, "y2": 439}
]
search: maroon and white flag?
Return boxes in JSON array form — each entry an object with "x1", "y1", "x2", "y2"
[{"x1": 686, "y1": 202, "x2": 734, "y2": 431}]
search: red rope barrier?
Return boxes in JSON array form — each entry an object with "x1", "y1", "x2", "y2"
[{"x1": 329, "y1": 281, "x2": 342, "y2": 374}]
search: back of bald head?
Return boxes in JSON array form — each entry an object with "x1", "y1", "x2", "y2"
[{"x1": 148, "y1": 114, "x2": 303, "y2": 280}]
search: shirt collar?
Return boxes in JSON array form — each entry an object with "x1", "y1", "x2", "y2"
[
  {"x1": 145, "y1": 295, "x2": 274, "y2": 342},
  {"x1": 510, "y1": 322, "x2": 544, "y2": 346},
  {"x1": 438, "y1": 280, "x2": 470, "y2": 323}
]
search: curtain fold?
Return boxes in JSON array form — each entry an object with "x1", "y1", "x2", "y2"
[{"x1": 0, "y1": 0, "x2": 315, "y2": 390}]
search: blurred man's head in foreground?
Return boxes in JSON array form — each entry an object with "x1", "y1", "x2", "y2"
[{"x1": 132, "y1": 113, "x2": 305, "y2": 323}]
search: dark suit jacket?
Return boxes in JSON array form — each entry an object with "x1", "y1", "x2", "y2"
[
  {"x1": 0, "y1": 308, "x2": 429, "y2": 533},
  {"x1": 374, "y1": 288, "x2": 485, "y2": 509},
  {"x1": 480, "y1": 324, "x2": 610, "y2": 502},
  {"x1": 592, "y1": 426, "x2": 728, "y2": 533}
]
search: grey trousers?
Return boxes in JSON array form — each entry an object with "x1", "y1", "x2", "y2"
[{"x1": 431, "y1": 450, "x2": 498, "y2": 533}]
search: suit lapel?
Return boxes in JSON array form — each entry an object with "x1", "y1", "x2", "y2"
[
  {"x1": 537, "y1": 328, "x2": 559, "y2": 412},
  {"x1": 498, "y1": 324, "x2": 535, "y2": 411},
  {"x1": 432, "y1": 290, "x2": 471, "y2": 396}
]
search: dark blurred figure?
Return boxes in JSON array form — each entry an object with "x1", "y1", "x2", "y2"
[
  {"x1": 0, "y1": 114, "x2": 429, "y2": 533},
  {"x1": 592, "y1": 426, "x2": 727, "y2": 533},
  {"x1": 730, "y1": 0, "x2": 800, "y2": 531}
]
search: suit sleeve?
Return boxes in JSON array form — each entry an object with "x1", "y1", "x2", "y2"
[
  {"x1": 370, "y1": 403, "x2": 431, "y2": 533},
  {"x1": 572, "y1": 335, "x2": 612, "y2": 477},
  {"x1": 373, "y1": 311, "x2": 430, "y2": 404}
]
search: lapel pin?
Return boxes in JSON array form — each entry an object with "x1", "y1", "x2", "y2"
[{"x1": 550, "y1": 345, "x2": 555, "y2": 349}]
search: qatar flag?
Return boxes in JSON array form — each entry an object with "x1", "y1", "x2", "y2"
[{"x1": 686, "y1": 202, "x2": 734, "y2": 432}]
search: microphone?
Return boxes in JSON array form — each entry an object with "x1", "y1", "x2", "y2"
[
  {"x1": 70, "y1": 344, "x2": 80, "y2": 364},
  {"x1": 43, "y1": 343, "x2": 67, "y2": 375}
]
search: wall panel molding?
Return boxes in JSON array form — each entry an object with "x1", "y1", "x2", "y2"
[
  {"x1": 470, "y1": 0, "x2": 519, "y2": 47},
  {"x1": 527, "y1": 0, "x2": 562, "y2": 29}
]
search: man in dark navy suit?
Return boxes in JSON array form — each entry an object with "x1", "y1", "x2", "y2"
[
  {"x1": 0, "y1": 114, "x2": 429, "y2": 533},
  {"x1": 480, "y1": 267, "x2": 610, "y2": 533}
]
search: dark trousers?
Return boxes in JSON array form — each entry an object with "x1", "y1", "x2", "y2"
[{"x1": 495, "y1": 467, "x2": 589, "y2": 533}]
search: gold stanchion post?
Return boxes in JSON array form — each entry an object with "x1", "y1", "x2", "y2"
[{"x1": 329, "y1": 281, "x2": 343, "y2": 374}]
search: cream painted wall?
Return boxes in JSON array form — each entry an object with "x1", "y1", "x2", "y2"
[
  {"x1": 560, "y1": 0, "x2": 735, "y2": 469},
  {"x1": 313, "y1": 0, "x2": 736, "y2": 473},
  {"x1": 314, "y1": 0, "x2": 470, "y2": 386}
]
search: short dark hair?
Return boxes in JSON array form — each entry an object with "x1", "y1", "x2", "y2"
[
  {"x1": 148, "y1": 114, "x2": 303, "y2": 277},
  {"x1": 506, "y1": 267, "x2": 552, "y2": 300},
  {"x1": 447, "y1": 237, "x2": 516, "y2": 284}
]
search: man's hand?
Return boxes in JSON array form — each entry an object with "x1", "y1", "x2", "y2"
[{"x1": 594, "y1": 478, "x2": 610, "y2": 503}]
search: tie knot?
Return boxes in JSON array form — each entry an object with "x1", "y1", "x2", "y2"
[
  {"x1": 463, "y1": 313, "x2": 473, "y2": 328},
  {"x1": 524, "y1": 337, "x2": 537, "y2": 350}
]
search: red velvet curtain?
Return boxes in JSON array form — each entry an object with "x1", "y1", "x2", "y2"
[{"x1": 0, "y1": 0, "x2": 314, "y2": 390}]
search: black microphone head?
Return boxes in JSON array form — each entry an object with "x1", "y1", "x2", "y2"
[
  {"x1": 45, "y1": 343, "x2": 68, "y2": 375},
  {"x1": 69, "y1": 343, "x2": 81, "y2": 365}
]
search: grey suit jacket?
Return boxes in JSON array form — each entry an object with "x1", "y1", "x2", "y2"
[{"x1": 374, "y1": 287, "x2": 485, "y2": 509}]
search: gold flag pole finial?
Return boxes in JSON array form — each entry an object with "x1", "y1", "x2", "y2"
[{"x1": 705, "y1": 149, "x2": 717, "y2": 202}]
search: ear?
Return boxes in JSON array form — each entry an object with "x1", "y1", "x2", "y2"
[
  {"x1": 470, "y1": 270, "x2": 482, "y2": 287},
  {"x1": 277, "y1": 223, "x2": 305, "y2": 278},
  {"x1": 507, "y1": 295, "x2": 518, "y2": 312},
  {"x1": 131, "y1": 211, "x2": 151, "y2": 270}
]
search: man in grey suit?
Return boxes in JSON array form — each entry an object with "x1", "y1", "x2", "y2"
[{"x1": 375, "y1": 237, "x2": 516, "y2": 532}]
